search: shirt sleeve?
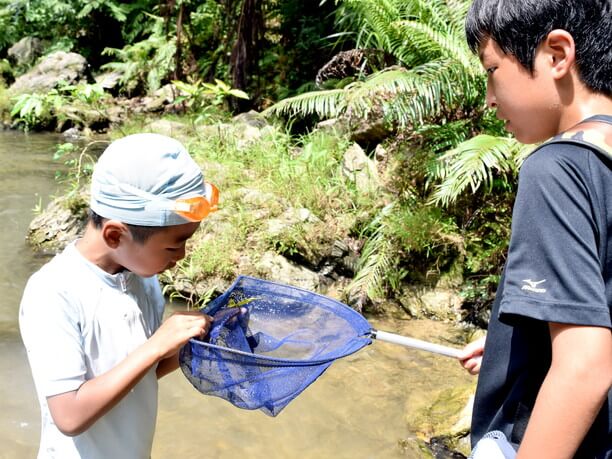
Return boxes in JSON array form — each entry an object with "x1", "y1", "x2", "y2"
[
  {"x1": 19, "y1": 271, "x2": 87, "y2": 397},
  {"x1": 499, "y1": 144, "x2": 611, "y2": 328}
]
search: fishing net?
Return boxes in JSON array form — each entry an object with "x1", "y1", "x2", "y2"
[{"x1": 179, "y1": 275, "x2": 372, "y2": 416}]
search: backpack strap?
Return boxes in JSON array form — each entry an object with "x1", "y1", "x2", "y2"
[{"x1": 536, "y1": 118, "x2": 612, "y2": 162}]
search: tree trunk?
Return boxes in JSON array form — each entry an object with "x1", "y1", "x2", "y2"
[
  {"x1": 175, "y1": 2, "x2": 184, "y2": 80},
  {"x1": 229, "y1": 0, "x2": 264, "y2": 110}
]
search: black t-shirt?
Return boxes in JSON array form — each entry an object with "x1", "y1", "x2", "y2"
[{"x1": 471, "y1": 115, "x2": 612, "y2": 458}]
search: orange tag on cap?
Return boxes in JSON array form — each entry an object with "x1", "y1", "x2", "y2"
[{"x1": 174, "y1": 183, "x2": 219, "y2": 221}]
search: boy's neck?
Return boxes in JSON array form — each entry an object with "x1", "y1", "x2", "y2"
[
  {"x1": 76, "y1": 225, "x2": 124, "y2": 275},
  {"x1": 557, "y1": 84, "x2": 612, "y2": 134}
]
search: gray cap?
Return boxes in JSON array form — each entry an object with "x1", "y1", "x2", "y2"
[{"x1": 90, "y1": 133, "x2": 206, "y2": 226}]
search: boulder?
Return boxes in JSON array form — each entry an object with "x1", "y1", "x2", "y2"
[
  {"x1": 266, "y1": 207, "x2": 321, "y2": 237},
  {"x1": 27, "y1": 191, "x2": 89, "y2": 252},
  {"x1": 9, "y1": 51, "x2": 89, "y2": 94},
  {"x1": 7, "y1": 37, "x2": 44, "y2": 67},
  {"x1": 145, "y1": 119, "x2": 190, "y2": 137},
  {"x1": 255, "y1": 252, "x2": 320, "y2": 291},
  {"x1": 232, "y1": 110, "x2": 267, "y2": 128},
  {"x1": 94, "y1": 71, "x2": 122, "y2": 93},
  {"x1": 413, "y1": 385, "x2": 475, "y2": 458},
  {"x1": 341, "y1": 143, "x2": 380, "y2": 193},
  {"x1": 399, "y1": 286, "x2": 464, "y2": 322}
]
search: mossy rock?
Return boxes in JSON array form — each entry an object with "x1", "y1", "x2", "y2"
[
  {"x1": 412, "y1": 385, "x2": 475, "y2": 457},
  {"x1": 27, "y1": 189, "x2": 88, "y2": 252}
]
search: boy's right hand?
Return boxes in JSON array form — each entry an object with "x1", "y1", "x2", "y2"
[
  {"x1": 149, "y1": 311, "x2": 212, "y2": 361},
  {"x1": 458, "y1": 335, "x2": 486, "y2": 375}
]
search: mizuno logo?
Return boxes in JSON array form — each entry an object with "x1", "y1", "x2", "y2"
[{"x1": 521, "y1": 279, "x2": 547, "y2": 293}]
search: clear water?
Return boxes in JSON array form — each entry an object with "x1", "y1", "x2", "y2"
[{"x1": 0, "y1": 130, "x2": 474, "y2": 458}]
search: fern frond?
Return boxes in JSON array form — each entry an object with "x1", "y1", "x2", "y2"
[
  {"x1": 266, "y1": 55, "x2": 481, "y2": 126},
  {"x1": 100, "y1": 15, "x2": 176, "y2": 94},
  {"x1": 395, "y1": 20, "x2": 475, "y2": 69},
  {"x1": 345, "y1": 204, "x2": 397, "y2": 300},
  {"x1": 345, "y1": 0, "x2": 399, "y2": 45},
  {"x1": 446, "y1": 0, "x2": 471, "y2": 35},
  {"x1": 262, "y1": 88, "x2": 347, "y2": 118},
  {"x1": 415, "y1": 119, "x2": 472, "y2": 153},
  {"x1": 350, "y1": 230, "x2": 394, "y2": 300},
  {"x1": 410, "y1": 0, "x2": 456, "y2": 32},
  {"x1": 374, "y1": 59, "x2": 480, "y2": 125},
  {"x1": 428, "y1": 135, "x2": 533, "y2": 206}
]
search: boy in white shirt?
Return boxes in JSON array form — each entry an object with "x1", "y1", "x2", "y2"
[{"x1": 20, "y1": 133, "x2": 215, "y2": 458}]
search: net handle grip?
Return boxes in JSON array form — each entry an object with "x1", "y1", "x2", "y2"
[{"x1": 371, "y1": 329, "x2": 462, "y2": 359}]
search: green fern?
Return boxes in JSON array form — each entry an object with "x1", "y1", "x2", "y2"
[
  {"x1": 415, "y1": 119, "x2": 473, "y2": 154},
  {"x1": 101, "y1": 15, "x2": 176, "y2": 95},
  {"x1": 346, "y1": 204, "x2": 395, "y2": 303},
  {"x1": 428, "y1": 135, "x2": 533, "y2": 207},
  {"x1": 265, "y1": 0, "x2": 482, "y2": 129},
  {"x1": 263, "y1": 88, "x2": 347, "y2": 119}
]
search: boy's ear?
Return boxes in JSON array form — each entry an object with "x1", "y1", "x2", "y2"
[
  {"x1": 543, "y1": 29, "x2": 576, "y2": 80},
  {"x1": 101, "y1": 220, "x2": 130, "y2": 249}
]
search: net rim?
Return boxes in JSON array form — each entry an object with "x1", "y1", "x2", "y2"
[
  {"x1": 185, "y1": 335, "x2": 373, "y2": 366},
  {"x1": 187, "y1": 275, "x2": 373, "y2": 366},
  {"x1": 203, "y1": 275, "x2": 369, "y2": 322}
]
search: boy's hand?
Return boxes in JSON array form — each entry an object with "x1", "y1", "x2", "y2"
[
  {"x1": 458, "y1": 335, "x2": 486, "y2": 375},
  {"x1": 149, "y1": 312, "x2": 212, "y2": 361}
]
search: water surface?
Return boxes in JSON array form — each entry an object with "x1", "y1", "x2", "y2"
[{"x1": 0, "y1": 130, "x2": 67, "y2": 458}]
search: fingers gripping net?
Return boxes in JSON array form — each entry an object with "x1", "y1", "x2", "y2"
[{"x1": 179, "y1": 276, "x2": 372, "y2": 416}]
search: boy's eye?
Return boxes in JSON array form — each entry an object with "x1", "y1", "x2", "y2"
[{"x1": 486, "y1": 66, "x2": 497, "y2": 75}]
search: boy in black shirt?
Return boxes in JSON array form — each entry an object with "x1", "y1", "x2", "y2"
[{"x1": 458, "y1": 1, "x2": 612, "y2": 457}]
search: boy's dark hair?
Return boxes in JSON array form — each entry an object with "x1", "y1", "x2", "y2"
[
  {"x1": 465, "y1": 0, "x2": 612, "y2": 97},
  {"x1": 88, "y1": 209, "x2": 165, "y2": 244}
]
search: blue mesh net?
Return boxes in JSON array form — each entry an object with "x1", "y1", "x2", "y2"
[{"x1": 179, "y1": 275, "x2": 373, "y2": 416}]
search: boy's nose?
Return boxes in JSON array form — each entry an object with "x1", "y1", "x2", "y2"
[
  {"x1": 172, "y1": 245, "x2": 186, "y2": 262},
  {"x1": 486, "y1": 86, "x2": 497, "y2": 109}
]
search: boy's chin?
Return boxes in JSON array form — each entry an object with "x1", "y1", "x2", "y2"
[
  {"x1": 126, "y1": 263, "x2": 173, "y2": 278},
  {"x1": 129, "y1": 268, "x2": 159, "y2": 278}
]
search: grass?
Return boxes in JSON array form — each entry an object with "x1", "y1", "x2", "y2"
[{"x1": 130, "y1": 116, "x2": 382, "y2": 304}]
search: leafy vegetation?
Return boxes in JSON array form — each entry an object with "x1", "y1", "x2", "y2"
[
  {"x1": 261, "y1": 0, "x2": 525, "y2": 315},
  {"x1": 0, "y1": 0, "x2": 529, "y2": 323},
  {"x1": 428, "y1": 134, "x2": 532, "y2": 206},
  {"x1": 101, "y1": 16, "x2": 177, "y2": 95},
  {"x1": 10, "y1": 82, "x2": 110, "y2": 130},
  {"x1": 265, "y1": 0, "x2": 484, "y2": 128},
  {"x1": 10, "y1": 91, "x2": 62, "y2": 129},
  {"x1": 172, "y1": 78, "x2": 249, "y2": 123},
  {"x1": 0, "y1": 1, "x2": 341, "y2": 101}
]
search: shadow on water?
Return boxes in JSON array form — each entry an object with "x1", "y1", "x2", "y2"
[{"x1": 0, "y1": 130, "x2": 474, "y2": 459}]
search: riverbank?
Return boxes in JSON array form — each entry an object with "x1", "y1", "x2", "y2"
[{"x1": 27, "y1": 115, "x2": 486, "y2": 324}]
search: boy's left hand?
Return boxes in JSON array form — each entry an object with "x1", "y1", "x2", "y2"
[{"x1": 458, "y1": 335, "x2": 486, "y2": 375}]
